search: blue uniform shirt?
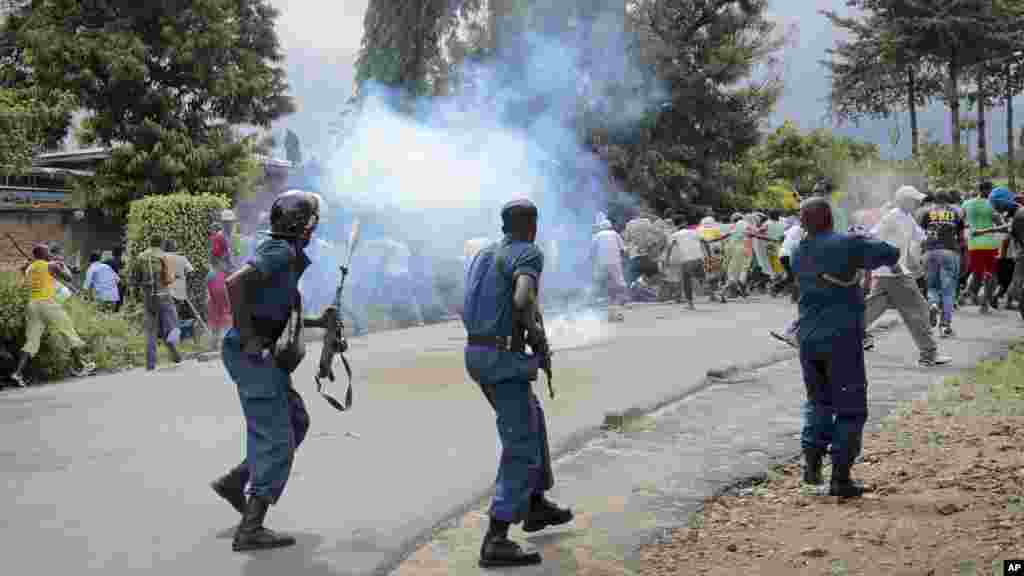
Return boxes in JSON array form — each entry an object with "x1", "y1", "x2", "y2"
[
  {"x1": 793, "y1": 231, "x2": 899, "y2": 351},
  {"x1": 462, "y1": 237, "x2": 544, "y2": 338},
  {"x1": 227, "y1": 237, "x2": 310, "y2": 342}
]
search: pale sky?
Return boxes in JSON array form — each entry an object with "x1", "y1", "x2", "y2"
[{"x1": 269, "y1": 0, "x2": 1023, "y2": 161}]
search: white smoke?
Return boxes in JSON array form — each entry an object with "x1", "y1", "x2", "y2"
[{"x1": 309, "y1": 7, "x2": 666, "y2": 326}]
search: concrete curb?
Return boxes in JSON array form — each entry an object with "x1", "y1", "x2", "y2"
[{"x1": 377, "y1": 317, "x2": 906, "y2": 575}]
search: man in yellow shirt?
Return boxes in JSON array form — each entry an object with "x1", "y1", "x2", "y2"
[{"x1": 10, "y1": 244, "x2": 96, "y2": 387}]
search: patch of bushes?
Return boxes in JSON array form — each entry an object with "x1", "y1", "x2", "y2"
[{"x1": 125, "y1": 194, "x2": 231, "y2": 317}]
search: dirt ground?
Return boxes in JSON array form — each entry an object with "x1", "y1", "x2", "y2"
[{"x1": 638, "y1": 346, "x2": 1024, "y2": 576}]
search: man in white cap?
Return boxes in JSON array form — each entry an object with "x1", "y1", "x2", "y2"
[{"x1": 864, "y1": 185, "x2": 951, "y2": 367}]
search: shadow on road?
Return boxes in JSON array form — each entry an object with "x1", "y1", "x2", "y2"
[{"x1": 239, "y1": 532, "x2": 348, "y2": 576}]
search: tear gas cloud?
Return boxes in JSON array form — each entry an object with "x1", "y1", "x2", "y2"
[
  {"x1": 301, "y1": 8, "x2": 665, "y2": 327},
  {"x1": 837, "y1": 162, "x2": 929, "y2": 226}
]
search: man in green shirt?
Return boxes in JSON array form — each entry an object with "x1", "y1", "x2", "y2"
[{"x1": 962, "y1": 180, "x2": 1002, "y2": 312}]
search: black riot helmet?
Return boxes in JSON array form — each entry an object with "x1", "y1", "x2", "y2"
[
  {"x1": 501, "y1": 198, "x2": 539, "y2": 241},
  {"x1": 270, "y1": 190, "x2": 320, "y2": 245},
  {"x1": 811, "y1": 177, "x2": 834, "y2": 198}
]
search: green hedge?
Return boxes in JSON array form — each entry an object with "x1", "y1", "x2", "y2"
[
  {"x1": 125, "y1": 194, "x2": 231, "y2": 317},
  {"x1": 0, "y1": 272, "x2": 145, "y2": 381}
]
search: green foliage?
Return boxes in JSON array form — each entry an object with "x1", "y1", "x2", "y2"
[
  {"x1": 0, "y1": 87, "x2": 76, "y2": 174},
  {"x1": 598, "y1": 0, "x2": 783, "y2": 211},
  {"x1": 125, "y1": 194, "x2": 230, "y2": 311},
  {"x1": 357, "y1": 0, "x2": 484, "y2": 95},
  {"x1": 910, "y1": 134, "x2": 979, "y2": 194},
  {"x1": 0, "y1": 272, "x2": 145, "y2": 381},
  {"x1": 77, "y1": 126, "x2": 262, "y2": 219},
  {"x1": 6, "y1": 0, "x2": 294, "y2": 213}
]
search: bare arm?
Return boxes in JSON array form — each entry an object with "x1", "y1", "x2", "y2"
[
  {"x1": 225, "y1": 264, "x2": 264, "y2": 355},
  {"x1": 513, "y1": 274, "x2": 540, "y2": 335}
]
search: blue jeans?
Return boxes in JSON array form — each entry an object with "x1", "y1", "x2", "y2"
[
  {"x1": 926, "y1": 249, "x2": 959, "y2": 325},
  {"x1": 465, "y1": 346, "x2": 553, "y2": 523},
  {"x1": 799, "y1": 337, "x2": 868, "y2": 467},
  {"x1": 223, "y1": 329, "x2": 310, "y2": 504}
]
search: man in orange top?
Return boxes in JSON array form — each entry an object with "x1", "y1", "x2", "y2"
[{"x1": 10, "y1": 244, "x2": 96, "y2": 387}]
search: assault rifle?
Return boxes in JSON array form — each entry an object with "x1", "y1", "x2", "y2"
[{"x1": 305, "y1": 220, "x2": 361, "y2": 412}]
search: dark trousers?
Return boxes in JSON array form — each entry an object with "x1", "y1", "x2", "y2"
[
  {"x1": 627, "y1": 255, "x2": 658, "y2": 285},
  {"x1": 799, "y1": 337, "x2": 868, "y2": 468},
  {"x1": 144, "y1": 295, "x2": 181, "y2": 370},
  {"x1": 668, "y1": 259, "x2": 703, "y2": 303},
  {"x1": 780, "y1": 256, "x2": 798, "y2": 302},
  {"x1": 222, "y1": 331, "x2": 310, "y2": 504},
  {"x1": 465, "y1": 346, "x2": 554, "y2": 523}
]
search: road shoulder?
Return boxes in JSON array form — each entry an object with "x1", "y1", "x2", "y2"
[{"x1": 390, "y1": 309, "x2": 1023, "y2": 576}]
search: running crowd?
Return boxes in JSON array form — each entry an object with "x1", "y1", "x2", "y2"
[{"x1": 588, "y1": 178, "x2": 1024, "y2": 361}]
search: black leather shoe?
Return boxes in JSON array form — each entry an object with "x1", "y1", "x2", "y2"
[
  {"x1": 479, "y1": 534, "x2": 542, "y2": 568},
  {"x1": 523, "y1": 495, "x2": 574, "y2": 533},
  {"x1": 232, "y1": 496, "x2": 296, "y2": 552},
  {"x1": 211, "y1": 465, "x2": 248, "y2": 515}
]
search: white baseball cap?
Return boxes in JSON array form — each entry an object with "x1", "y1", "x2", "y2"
[
  {"x1": 895, "y1": 185, "x2": 926, "y2": 203},
  {"x1": 220, "y1": 209, "x2": 238, "y2": 222}
]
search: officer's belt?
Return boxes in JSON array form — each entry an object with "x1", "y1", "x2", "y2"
[{"x1": 467, "y1": 335, "x2": 511, "y2": 350}]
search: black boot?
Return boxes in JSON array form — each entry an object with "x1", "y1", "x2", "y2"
[
  {"x1": 523, "y1": 493, "x2": 574, "y2": 533},
  {"x1": 211, "y1": 463, "x2": 249, "y2": 515},
  {"x1": 828, "y1": 461, "x2": 865, "y2": 499},
  {"x1": 802, "y1": 449, "x2": 824, "y2": 485},
  {"x1": 232, "y1": 496, "x2": 296, "y2": 552},
  {"x1": 479, "y1": 517, "x2": 541, "y2": 568}
]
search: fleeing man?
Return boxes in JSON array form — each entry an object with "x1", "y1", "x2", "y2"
[
  {"x1": 462, "y1": 199, "x2": 573, "y2": 568},
  {"x1": 83, "y1": 251, "x2": 121, "y2": 312},
  {"x1": 163, "y1": 239, "x2": 195, "y2": 321},
  {"x1": 864, "y1": 185, "x2": 952, "y2": 367},
  {"x1": 918, "y1": 190, "x2": 965, "y2": 338},
  {"x1": 10, "y1": 244, "x2": 96, "y2": 387},
  {"x1": 133, "y1": 236, "x2": 183, "y2": 370},
  {"x1": 962, "y1": 180, "x2": 1002, "y2": 311}
]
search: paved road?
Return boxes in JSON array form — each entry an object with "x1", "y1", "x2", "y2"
[
  {"x1": 394, "y1": 306, "x2": 1024, "y2": 575},
  {"x1": 2, "y1": 299, "x2": 800, "y2": 575}
]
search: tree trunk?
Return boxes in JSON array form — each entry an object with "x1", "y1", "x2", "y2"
[
  {"x1": 908, "y1": 66, "x2": 919, "y2": 158},
  {"x1": 949, "y1": 56, "x2": 961, "y2": 158},
  {"x1": 977, "y1": 68, "x2": 988, "y2": 170},
  {"x1": 1009, "y1": 81, "x2": 1016, "y2": 193}
]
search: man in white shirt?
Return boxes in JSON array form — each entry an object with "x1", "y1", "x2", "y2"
[
  {"x1": 865, "y1": 185, "x2": 951, "y2": 367},
  {"x1": 590, "y1": 218, "x2": 627, "y2": 307},
  {"x1": 663, "y1": 217, "x2": 704, "y2": 310}
]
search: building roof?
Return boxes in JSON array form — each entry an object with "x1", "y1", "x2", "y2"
[{"x1": 35, "y1": 147, "x2": 295, "y2": 172}]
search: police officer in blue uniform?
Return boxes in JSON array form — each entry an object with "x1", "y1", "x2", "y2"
[
  {"x1": 463, "y1": 199, "x2": 573, "y2": 568},
  {"x1": 793, "y1": 197, "x2": 900, "y2": 498},
  {"x1": 209, "y1": 190, "x2": 326, "y2": 551}
]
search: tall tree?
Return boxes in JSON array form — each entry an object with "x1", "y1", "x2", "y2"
[
  {"x1": 821, "y1": 10, "x2": 942, "y2": 158},
  {"x1": 6, "y1": 0, "x2": 294, "y2": 216},
  {"x1": 0, "y1": 87, "x2": 75, "y2": 173},
  {"x1": 855, "y1": 0, "x2": 1024, "y2": 159},
  {"x1": 357, "y1": 0, "x2": 484, "y2": 99},
  {"x1": 615, "y1": 0, "x2": 783, "y2": 209},
  {"x1": 284, "y1": 129, "x2": 302, "y2": 165}
]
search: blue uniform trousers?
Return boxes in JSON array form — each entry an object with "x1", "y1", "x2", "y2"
[
  {"x1": 465, "y1": 346, "x2": 554, "y2": 523},
  {"x1": 223, "y1": 331, "x2": 310, "y2": 504},
  {"x1": 799, "y1": 336, "x2": 868, "y2": 468}
]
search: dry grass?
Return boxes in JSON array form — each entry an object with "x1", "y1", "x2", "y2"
[{"x1": 638, "y1": 342, "x2": 1024, "y2": 576}]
